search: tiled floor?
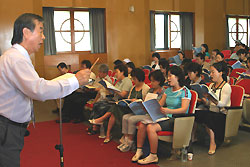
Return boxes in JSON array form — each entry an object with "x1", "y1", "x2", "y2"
[{"x1": 34, "y1": 100, "x2": 250, "y2": 167}]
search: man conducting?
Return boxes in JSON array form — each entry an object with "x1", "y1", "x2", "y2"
[{"x1": 0, "y1": 13, "x2": 90, "y2": 167}]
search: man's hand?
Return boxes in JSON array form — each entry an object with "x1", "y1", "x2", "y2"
[{"x1": 75, "y1": 69, "x2": 91, "y2": 86}]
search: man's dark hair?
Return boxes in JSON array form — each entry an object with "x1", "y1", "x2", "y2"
[
  {"x1": 57, "y1": 62, "x2": 68, "y2": 69},
  {"x1": 212, "y1": 49, "x2": 220, "y2": 55},
  {"x1": 236, "y1": 49, "x2": 247, "y2": 56},
  {"x1": 196, "y1": 53, "x2": 205, "y2": 61},
  {"x1": 159, "y1": 59, "x2": 170, "y2": 70},
  {"x1": 186, "y1": 62, "x2": 202, "y2": 77},
  {"x1": 152, "y1": 52, "x2": 160, "y2": 60},
  {"x1": 114, "y1": 64, "x2": 128, "y2": 77},
  {"x1": 113, "y1": 59, "x2": 123, "y2": 66},
  {"x1": 11, "y1": 13, "x2": 44, "y2": 45},
  {"x1": 126, "y1": 62, "x2": 135, "y2": 70},
  {"x1": 81, "y1": 60, "x2": 92, "y2": 69},
  {"x1": 216, "y1": 52, "x2": 224, "y2": 59},
  {"x1": 149, "y1": 70, "x2": 165, "y2": 87},
  {"x1": 131, "y1": 68, "x2": 145, "y2": 82}
]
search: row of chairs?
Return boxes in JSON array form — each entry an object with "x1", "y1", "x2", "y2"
[{"x1": 157, "y1": 85, "x2": 244, "y2": 153}]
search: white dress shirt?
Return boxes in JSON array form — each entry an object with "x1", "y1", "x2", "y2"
[{"x1": 0, "y1": 44, "x2": 79, "y2": 123}]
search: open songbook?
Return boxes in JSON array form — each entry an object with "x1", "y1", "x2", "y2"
[
  {"x1": 232, "y1": 60, "x2": 243, "y2": 69},
  {"x1": 127, "y1": 93, "x2": 167, "y2": 122},
  {"x1": 52, "y1": 73, "x2": 75, "y2": 81},
  {"x1": 190, "y1": 83, "x2": 218, "y2": 101},
  {"x1": 99, "y1": 79, "x2": 121, "y2": 92},
  {"x1": 236, "y1": 72, "x2": 250, "y2": 79}
]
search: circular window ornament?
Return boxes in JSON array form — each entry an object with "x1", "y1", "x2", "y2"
[
  {"x1": 230, "y1": 23, "x2": 244, "y2": 42},
  {"x1": 170, "y1": 21, "x2": 179, "y2": 42},
  {"x1": 60, "y1": 18, "x2": 85, "y2": 44}
]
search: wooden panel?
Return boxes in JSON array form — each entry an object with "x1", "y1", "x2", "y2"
[
  {"x1": 44, "y1": 54, "x2": 79, "y2": 79},
  {"x1": 226, "y1": 0, "x2": 245, "y2": 15}
]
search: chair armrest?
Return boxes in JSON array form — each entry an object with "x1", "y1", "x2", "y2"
[
  {"x1": 225, "y1": 106, "x2": 243, "y2": 110},
  {"x1": 173, "y1": 113, "x2": 195, "y2": 118}
]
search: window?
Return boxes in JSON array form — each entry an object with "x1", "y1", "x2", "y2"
[
  {"x1": 154, "y1": 13, "x2": 181, "y2": 50},
  {"x1": 228, "y1": 16, "x2": 249, "y2": 47},
  {"x1": 54, "y1": 9, "x2": 91, "y2": 52}
]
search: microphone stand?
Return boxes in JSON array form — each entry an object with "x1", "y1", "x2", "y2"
[{"x1": 55, "y1": 98, "x2": 64, "y2": 167}]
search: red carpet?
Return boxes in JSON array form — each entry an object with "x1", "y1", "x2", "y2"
[{"x1": 21, "y1": 121, "x2": 158, "y2": 167}]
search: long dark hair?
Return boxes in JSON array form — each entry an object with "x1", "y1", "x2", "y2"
[
  {"x1": 167, "y1": 66, "x2": 186, "y2": 87},
  {"x1": 211, "y1": 61, "x2": 228, "y2": 82}
]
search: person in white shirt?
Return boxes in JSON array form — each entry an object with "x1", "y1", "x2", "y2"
[
  {"x1": 0, "y1": 13, "x2": 90, "y2": 167},
  {"x1": 150, "y1": 52, "x2": 161, "y2": 70}
]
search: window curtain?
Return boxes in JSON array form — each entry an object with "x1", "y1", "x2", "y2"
[
  {"x1": 43, "y1": 7, "x2": 57, "y2": 55},
  {"x1": 226, "y1": 15, "x2": 229, "y2": 49},
  {"x1": 180, "y1": 12, "x2": 193, "y2": 50},
  {"x1": 89, "y1": 8, "x2": 106, "y2": 53},
  {"x1": 150, "y1": 11, "x2": 155, "y2": 51}
]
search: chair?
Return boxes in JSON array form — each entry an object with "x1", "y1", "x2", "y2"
[
  {"x1": 229, "y1": 77, "x2": 235, "y2": 85},
  {"x1": 235, "y1": 79, "x2": 250, "y2": 95},
  {"x1": 230, "y1": 68, "x2": 247, "y2": 78},
  {"x1": 226, "y1": 59, "x2": 237, "y2": 66},
  {"x1": 111, "y1": 71, "x2": 116, "y2": 77},
  {"x1": 224, "y1": 85, "x2": 244, "y2": 139},
  {"x1": 108, "y1": 70, "x2": 113, "y2": 77},
  {"x1": 221, "y1": 50, "x2": 231, "y2": 56},
  {"x1": 143, "y1": 69, "x2": 150, "y2": 76},
  {"x1": 144, "y1": 75, "x2": 151, "y2": 86},
  {"x1": 157, "y1": 90, "x2": 198, "y2": 149}
]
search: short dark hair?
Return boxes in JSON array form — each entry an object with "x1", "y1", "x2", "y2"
[
  {"x1": 159, "y1": 59, "x2": 169, "y2": 70},
  {"x1": 236, "y1": 49, "x2": 247, "y2": 56},
  {"x1": 216, "y1": 52, "x2": 224, "y2": 59},
  {"x1": 57, "y1": 62, "x2": 68, "y2": 69},
  {"x1": 167, "y1": 66, "x2": 186, "y2": 87},
  {"x1": 178, "y1": 50, "x2": 185, "y2": 58},
  {"x1": 212, "y1": 49, "x2": 220, "y2": 55},
  {"x1": 181, "y1": 58, "x2": 192, "y2": 66},
  {"x1": 113, "y1": 59, "x2": 123, "y2": 66},
  {"x1": 196, "y1": 53, "x2": 205, "y2": 61},
  {"x1": 81, "y1": 60, "x2": 92, "y2": 69},
  {"x1": 149, "y1": 70, "x2": 165, "y2": 87},
  {"x1": 186, "y1": 62, "x2": 202, "y2": 77},
  {"x1": 211, "y1": 61, "x2": 228, "y2": 82},
  {"x1": 126, "y1": 62, "x2": 135, "y2": 70},
  {"x1": 11, "y1": 13, "x2": 44, "y2": 45},
  {"x1": 114, "y1": 64, "x2": 128, "y2": 77},
  {"x1": 131, "y1": 68, "x2": 145, "y2": 82},
  {"x1": 201, "y1": 44, "x2": 209, "y2": 52},
  {"x1": 152, "y1": 52, "x2": 160, "y2": 60}
]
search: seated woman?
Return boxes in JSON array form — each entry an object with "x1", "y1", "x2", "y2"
[
  {"x1": 195, "y1": 61, "x2": 231, "y2": 155},
  {"x1": 150, "y1": 52, "x2": 161, "y2": 70},
  {"x1": 126, "y1": 62, "x2": 135, "y2": 80},
  {"x1": 118, "y1": 70, "x2": 166, "y2": 152},
  {"x1": 132, "y1": 66, "x2": 191, "y2": 165},
  {"x1": 201, "y1": 43, "x2": 210, "y2": 60},
  {"x1": 88, "y1": 64, "x2": 132, "y2": 134}
]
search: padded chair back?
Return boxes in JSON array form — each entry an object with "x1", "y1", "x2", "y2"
[
  {"x1": 224, "y1": 85, "x2": 244, "y2": 138},
  {"x1": 230, "y1": 85, "x2": 244, "y2": 107},
  {"x1": 235, "y1": 79, "x2": 250, "y2": 95},
  {"x1": 144, "y1": 75, "x2": 151, "y2": 85},
  {"x1": 221, "y1": 50, "x2": 231, "y2": 55},
  {"x1": 143, "y1": 69, "x2": 150, "y2": 76},
  {"x1": 108, "y1": 70, "x2": 113, "y2": 77},
  {"x1": 227, "y1": 59, "x2": 237, "y2": 66},
  {"x1": 230, "y1": 68, "x2": 247, "y2": 78},
  {"x1": 243, "y1": 99, "x2": 250, "y2": 124},
  {"x1": 189, "y1": 90, "x2": 198, "y2": 114},
  {"x1": 229, "y1": 77, "x2": 235, "y2": 85}
]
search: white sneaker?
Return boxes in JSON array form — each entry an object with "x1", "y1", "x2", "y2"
[
  {"x1": 137, "y1": 154, "x2": 158, "y2": 165},
  {"x1": 117, "y1": 143, "x2": 125, "y2": 150},
  {"x1": 120, "y1": 144, "x2": 130, "y2": 152},
  {"x1": 131, "y1": 151, "x2": 143, "y2": 162}
]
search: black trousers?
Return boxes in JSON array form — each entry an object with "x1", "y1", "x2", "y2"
[{"x1": 0, "y1": 117, "x2": 27, "y2": 167}]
